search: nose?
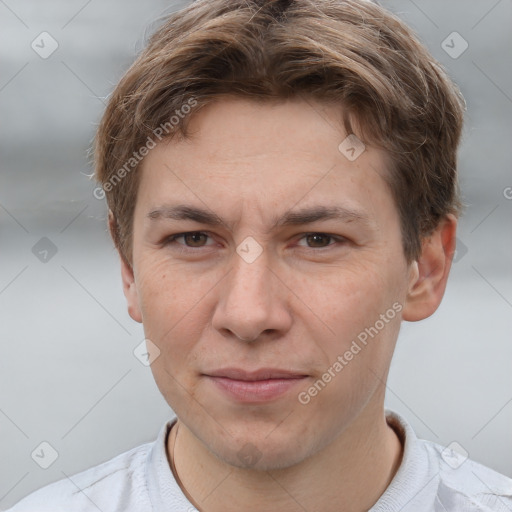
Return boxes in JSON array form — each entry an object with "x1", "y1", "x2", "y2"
[{"x1": 211, "y1": 249, "x2": 292, "y2": 343}]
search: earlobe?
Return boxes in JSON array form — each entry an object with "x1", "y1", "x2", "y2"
[
  {"x1": 402, "y1": 214, "x2": 457, "y2": 322},
  {"x1": 109, "y1": 211, "x2": 143, "y2": 324}
]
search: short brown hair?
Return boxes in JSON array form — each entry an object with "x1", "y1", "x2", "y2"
[{"x1": 94, "y1": 0, "x2": 465, "y2": 265}]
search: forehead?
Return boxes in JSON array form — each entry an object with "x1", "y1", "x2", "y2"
[{"x1": 135, "y1": 97, "x2": 396, "y2": 228}]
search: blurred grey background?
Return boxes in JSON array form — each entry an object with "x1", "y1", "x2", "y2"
[{"x1": 1, "y1": 0, "x2": 511, "y2": 508}]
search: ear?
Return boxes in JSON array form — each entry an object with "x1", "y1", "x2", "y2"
[
  {"x1": 108, "y1": 211, "x2": 142, "y2": 323},
  {"x1": 402, "y1": 214, "x2": 457, "y2": 322}
]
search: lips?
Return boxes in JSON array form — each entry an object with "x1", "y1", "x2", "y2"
[
  {"x1": 206, "y1": 368, "x2": 308, "y2": 381},
  {"x1": 204, "y1": 368, "x2": 308, "y2": 403}
]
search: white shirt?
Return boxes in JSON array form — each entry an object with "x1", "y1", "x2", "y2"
[{"x1": 7, "y1": 409, "x2": 512, "y2": 511}]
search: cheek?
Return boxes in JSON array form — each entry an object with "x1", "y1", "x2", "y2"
[
  {"x1": 137, "y1": 259, "x2": 195, "y2": 318},
  {"x1": 135, "y1": 261, "x2": 211, "y2": 408},
  {"x1": 315, "y1": 262, "x2": 403, "y2": 371},
  {"x1": 135, "y1": 258, "x2": 220, "y2": 354},
  {"x1": 319, "y1": 264, "x2": 388, "y2": 327}
]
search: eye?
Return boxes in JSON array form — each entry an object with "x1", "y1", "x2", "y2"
[
  {"x1": 296, "y1": 233, "x2": 346, "y2": 249},
  {"x1": 162, "y1": 231, "x2": 346, "y2": 253},
  {"x1": 164, "y1": 231, "x2": 215, "y2": 249}
]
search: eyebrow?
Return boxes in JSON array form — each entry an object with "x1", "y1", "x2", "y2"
[{"x1": 146, "y1": 204, "x2": 371, "y2": 231}]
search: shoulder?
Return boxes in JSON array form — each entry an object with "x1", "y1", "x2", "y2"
[
  {"x1": 421, "y1": 438, "x2": 512, "y2": 511},
  {"x1": 381, "y1": 409, "x2": 512, "y2": 512},
  {"x1": 6, "y1": 441, "x2": 153, "y2": 512}
]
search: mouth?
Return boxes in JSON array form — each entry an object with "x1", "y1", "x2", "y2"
[{"x1": 203, "y1": 368, "x2": 309, "y2": 403}]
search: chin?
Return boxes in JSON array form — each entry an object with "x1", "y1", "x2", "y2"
[
  {"x1": 209, "y1": 430, "x2": 317, "y2": 472},
  {"x1": 225, "y1": 446, "x2": 307, "y2": 472}
]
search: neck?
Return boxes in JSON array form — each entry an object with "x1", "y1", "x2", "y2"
[{"x1": 168, "y1": 407, "x2": 404, "y2": 512}]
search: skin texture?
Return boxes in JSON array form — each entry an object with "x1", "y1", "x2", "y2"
[{"x1": 116, "y1": 97, "x2": 457, "y2": 512}]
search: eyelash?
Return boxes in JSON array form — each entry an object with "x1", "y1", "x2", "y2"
[{"x1": 163, "y1": 231, "x2": 346, "y2": 253}]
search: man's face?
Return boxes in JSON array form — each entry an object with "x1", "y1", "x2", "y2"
[{"x1": 125, "y1": 98, "x2": 416, "y2": 470}]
